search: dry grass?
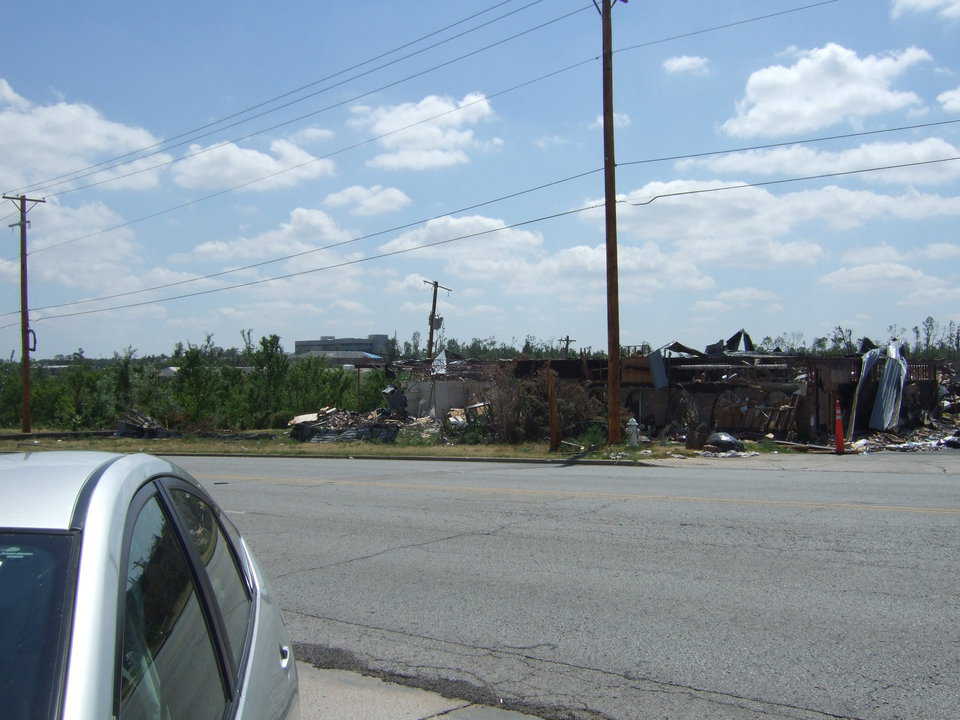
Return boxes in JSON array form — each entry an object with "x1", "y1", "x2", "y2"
[{"x1": 0, "y1": 432, "x2": 716, "y2": 461}]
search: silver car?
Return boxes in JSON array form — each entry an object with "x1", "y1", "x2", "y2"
[{"x1": 0, "y1": 451, "x2": 299, "y2": 720}]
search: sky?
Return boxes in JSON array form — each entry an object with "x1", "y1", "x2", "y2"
[{"x1": 1, "y1": 0, "x2": 959, "y2": 359}]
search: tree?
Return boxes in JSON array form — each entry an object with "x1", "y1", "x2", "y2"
[
  {"x1": 829, "y1": 327, "x2": 854, "y2": 354},
  {"x1": 922, "y1": 315, "x2": 937, "y2": 351}
]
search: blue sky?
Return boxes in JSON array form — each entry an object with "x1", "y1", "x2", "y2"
[{"x1": 1, "y1": 0, "x2": 959, "y2": 358}]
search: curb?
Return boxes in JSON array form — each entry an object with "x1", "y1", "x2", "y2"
[{"x1": 153, "y1": 452, "x2": 662, "y2": 467}]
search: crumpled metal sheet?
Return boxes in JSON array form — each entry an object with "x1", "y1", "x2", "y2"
[{"x1": 869, "y1": 343, "x2": 908, "y2": 431}]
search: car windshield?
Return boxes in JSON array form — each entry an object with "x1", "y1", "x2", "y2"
[{"x1": 0, "y1": 532, "x2": 77, "y2": 720}]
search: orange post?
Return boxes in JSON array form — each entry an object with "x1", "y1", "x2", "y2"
[{"x1": 834, "y1": 399, "x2": 844, "y2": 455}]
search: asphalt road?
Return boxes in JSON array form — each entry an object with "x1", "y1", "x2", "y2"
[{"x1": 170, "y1": 453, "x2": 960, "y2": 720}]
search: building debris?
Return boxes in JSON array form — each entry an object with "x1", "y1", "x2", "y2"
[{"x1": 116, "y1": 410, "x2": 170, "y2": 438}]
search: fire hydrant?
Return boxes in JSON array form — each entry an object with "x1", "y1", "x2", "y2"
[{"x1": 626, "y1": 417, "x2": 639, "y2": 447}]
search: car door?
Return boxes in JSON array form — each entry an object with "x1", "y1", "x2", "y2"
[
  {"x1": 116, "y1": 477, "x2": 297, "y2": 720},
  {"x1": 116, "y1": 483, "x2": 232, "y2": 720}
]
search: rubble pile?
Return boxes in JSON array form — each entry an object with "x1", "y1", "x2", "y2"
[
  {"x1": 289, "y1": 407, "x2": 406, "y2": 443},
  {"x1": 116, "y1": 410, "x2": 173, "y2": 438},
  {"x1": 288, "y1": 407, "x2": 446, "y2": 444}
]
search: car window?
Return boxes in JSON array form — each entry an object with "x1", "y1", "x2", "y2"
[
  {"x1": 169, "y1": 488, "x2": 252, "y2": 668},
  {"x1": 0, "y1": 532, "x2": 76, "y2": 720},
  {"x1": 119, "y1": 495, "x2": 227, "y2": 720}
]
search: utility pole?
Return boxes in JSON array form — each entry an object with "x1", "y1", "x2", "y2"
[
  {"x1": 560, "y1": 335, "x2": 576, "y2": 358},
  {"x1": 423, "y1": 279, "x2": 452, "y2": 359},
  {"x1": 599, "y1": 0, "x2": 623, "y2": 444},
  {"x1": 4, "y1": 194, "x2": 45, "y2": 433}
]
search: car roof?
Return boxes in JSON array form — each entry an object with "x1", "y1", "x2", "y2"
[{"x1": 0, "y1": 451, "x2": 123, "y2": 530}]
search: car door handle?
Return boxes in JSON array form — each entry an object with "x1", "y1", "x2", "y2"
[{"x1": 279, "y1": 644, "x2": 291, "y2": 669}]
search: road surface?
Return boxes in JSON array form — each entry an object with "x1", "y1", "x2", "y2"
[{"x1": 171, "y1": 453, "x2": 960, "y2": 720}]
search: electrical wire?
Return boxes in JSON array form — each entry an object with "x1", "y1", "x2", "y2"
[
  {"x1": 22, "y1": 56, "x2": 599, "y2": 258},
  {"x1": 37, "y1": 4, "x2": 593, "y2": 199},
  {"x1": 14, "y1": 168, "x2": 602, "y2": 316},
  {"x1": 22, "y1": 114, "x2": 959, "y2": 264},
  {"x1": 619, "y1": 118, "x2": 960, "y2": 168},
  {"x1": 5, "y1": 0, "x2": 530, "y2": 196},
  {"x1": 18, "y1": 0, "x2": 852, "y2": 259},
  {"x1": 616, "y1": 0, "x2": 839, "y2": 53},
  {"x1": 9, "y1": 203, "x2": 606, "y2": 328},
  {"x1": 627, "y1": 156, "x2": 960, "y2": 205},
  {"x1": 6, "y1": 155, "x2": 959, "y2": 330}
]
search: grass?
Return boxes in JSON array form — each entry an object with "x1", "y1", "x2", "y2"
[{"x1": 0, "y1": 430, "x2": 791, "y2": 460}]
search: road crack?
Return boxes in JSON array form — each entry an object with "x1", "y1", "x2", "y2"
[{"x1": 289, "y1": 610, "x2": 869, "y2": 720}]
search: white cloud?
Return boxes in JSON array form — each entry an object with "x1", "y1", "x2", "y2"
[
  {"x1": 184, "y1": 207, "x2": 351, "y2": 262},
  {"x1": 921, "y1": 242, "x2": 960, "y2": 258},
  {"x1": 588, "y1": 179, "x2": 960, "y2": 271},
  {"x1": 323, "y1": 185, "x2": 411, "y2": 215},
  {"x1": 386, "y1": 272, "x2": 430, "y2": 294},
  {"x1": 819, "y1": 262, "x2": 941, "y2": 291},
  {"x1": 691, "y1": 288, "x2": 781, "y2": 316},
  {"x1": 349, "y1": 92, "x2": 495, "y2": 171},
  {"x1": 0, "y1": 79, "x2": 29, "y2": 110},
  {"x1": 723, "y1": 44, "x2": 931, "y2": 137},
  {"x1": 591, "y1": 112, "x2": 631, "y2": 129},
  {"x1": 840, "y1": 243, "x2": 904, "y2": 264},
  {"x1": 291, "y1": 126, "x2": 334, "y2": 144},
  {"x1": 380, "y1": 215, "x2": 542, "y2": 276},
  {"x1": 716, "y1": 287, "x2": 781, "y2": 305},
  {"x1": 663, "y1": 56, "x2": 710, "y2": 75},
  {"x1": 534, "y1": 135, "x2": 569, "y2": 150},
  {"x1": 376, "y1": 214, "x2": 711, "y2": 304},
  {"x1": 0, "y1": 78, "x2": 173, "y2": 192},
  {"x1": 678, "y1": 138, "x2": 960, "y2": 185},
  {"x1": 939, "y1": 87, "x2": 960, "y2": 113},
  {"x1": 692, "y1": 299, "x2": 731, "y2": 314},
  {"x1": 172, "y1": 139, "x2": 334, "y2": 191},
  {"x1": 330, "y1": 299, "x2": 371, "y2": 314},
  {"x1": 891, "y1": 0, "x2": 960, "y2": 19},
  {"x1": 20, "y1": 202, "x2": 139, "y2": 290}
]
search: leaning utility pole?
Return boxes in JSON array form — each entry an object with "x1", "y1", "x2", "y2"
[
  {"x1": 423, "y1": 279, "x2": 452, "y2": 359},
  {"x1": 600, "y1": 0, "x2": 622, "y2": 443},
  {"x1": 3, "y1": 194, "x2": 45, "y2": 433}
]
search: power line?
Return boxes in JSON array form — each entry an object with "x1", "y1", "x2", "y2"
[
  {"x1": 39, "y1": 4, "x2": 593, "y2": 199},
  {"x1": 5, "y1": 0, "x2": 530, "y2": 196},
  {"x1": 13, "y1": 169, "x2": 601, "y2": 316},
  {"x1": 627, "y1": 156, "x2": 960, "y2": 206},
  {"x1": 13, "y1": 203, "x2": 606, "y2": 327},
  {"x1": 18, "y1": 0, "x2": 855, "y2": 259},
  {"x1": 7, "y1": 155, "x2": 960, "y2": 330},
  {"x1": 21, "y1": 114, "x2": 959, "y2": 265},
  {"x1": 619, "y1": 118, "x2": 960, "y2": 169},
  {"x1": 23, "y1": 56, "x2": 599, "y2": 258},
  {"x1": 616, "y1": 0, "x2": 840, "y2": 53}
]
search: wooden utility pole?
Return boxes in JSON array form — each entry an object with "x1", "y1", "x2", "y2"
[
  {"x1": 560, "y1": 335, "x2": 576, "y2": 358},
  {"x1": 600, "y1": 0, "x2": 622, "y2": 444},
  {"x1": 423, "y1": 279, "x2": 452, "y2": 359},
  {"x1": 4, "y1": 194, "x2": 45, "y2": 433}
]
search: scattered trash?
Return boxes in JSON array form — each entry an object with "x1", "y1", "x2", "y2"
[{"x1": 697, "y1": 450, "x2": 760, "y2": 458}]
